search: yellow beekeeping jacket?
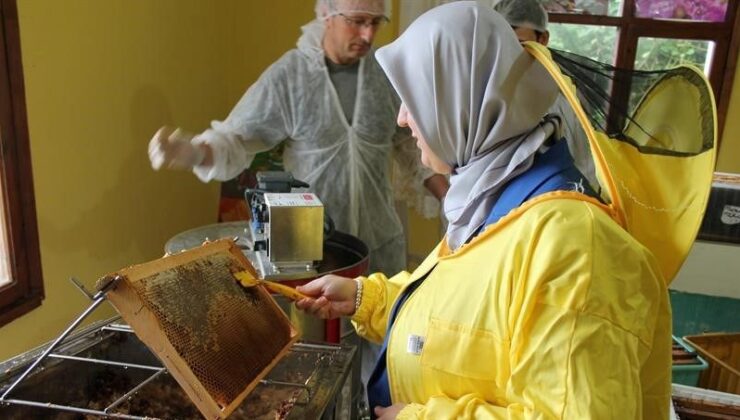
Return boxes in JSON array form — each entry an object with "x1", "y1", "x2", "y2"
[
  {"x1": 353, "y1": 193, "x2": 671, "y2": 419},
  {"x1": 351, "y1": 44, "x2": 716, "y2": 419}
]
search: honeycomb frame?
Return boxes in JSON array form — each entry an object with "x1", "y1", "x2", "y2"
[{"x1": 99, "y1": 239, "x2": 299, "y2": 419}]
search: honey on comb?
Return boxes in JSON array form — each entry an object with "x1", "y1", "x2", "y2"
[{"x1": 131, "y1": 252, "x2": 292, "y2": 407}]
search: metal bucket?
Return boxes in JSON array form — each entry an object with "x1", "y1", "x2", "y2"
[{"x1": 165, "y1": 222, "x2": 369, "y2": 343}]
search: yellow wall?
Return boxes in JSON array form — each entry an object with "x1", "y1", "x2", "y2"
[
  {"x1": 717, "y1": 53, "x2": 740, "y2": 172},
  {"x1": 0, "y1": 0, "x2": 402, "y2": 362},
  {"x1": 0, "y1": 1, "x2": 317, "y2": 360}
]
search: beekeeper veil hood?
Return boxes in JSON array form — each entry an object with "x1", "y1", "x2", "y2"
[{"x1": 376, "y1": 1, "x2": 561, "y2": 250}]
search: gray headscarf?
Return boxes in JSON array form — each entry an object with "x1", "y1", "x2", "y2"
[{"x1": 376, "y1": 1, "x2": 561, "y2": 250}]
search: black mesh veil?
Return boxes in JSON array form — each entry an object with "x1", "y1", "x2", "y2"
[{"x1": 549, "y1": 48, "x2": 714, "y2": 156}]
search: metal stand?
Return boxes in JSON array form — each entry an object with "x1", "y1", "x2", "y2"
[{"x1": 0, "y1": 276, "x2": 173, "y2": 419}]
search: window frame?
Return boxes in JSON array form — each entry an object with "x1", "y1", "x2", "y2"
[
  {"x1": 0, "y1": 0, "x2": 44, "y2": 327},
  {"x1": 549, "y1": 0, "x2": 740, "y2": 141}
]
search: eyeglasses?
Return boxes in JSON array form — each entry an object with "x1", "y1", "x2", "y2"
[{"x1": 337, "y1": 13, "x2": 389, "y2": 29}]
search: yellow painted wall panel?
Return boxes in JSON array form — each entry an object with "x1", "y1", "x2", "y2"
[
  {"x1": 0, "y1": 0, "x2": 411, "y2": 361},
  {"x1": 1, "y1": 0, "x2": 232, "y2": 360}
]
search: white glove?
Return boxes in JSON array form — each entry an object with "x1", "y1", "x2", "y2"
[{"x1": 148, "y1": 126, "x2": 206, "y2": 170}]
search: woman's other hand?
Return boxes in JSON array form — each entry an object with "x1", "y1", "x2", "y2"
[
  {"x1": 294, "y1": 274, "x2": 357, "y2": 319},
  {"x1": 374, "y1": 404, "x2": 406, "y2": 419}
]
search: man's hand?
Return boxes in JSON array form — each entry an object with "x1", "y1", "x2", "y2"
[
  {"x1": 294, "y1": 274, "x2": 358, "y2": 319},
  {"x1": 375, "y1": 404, "x2": 407, "y2": 420},
  {"x1": 148, "y1": 126, "x2": 207, "y2": 170}
]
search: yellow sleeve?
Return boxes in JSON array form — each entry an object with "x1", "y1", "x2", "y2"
[{"x1": 351, "y1": 270, "x2": 412, "y2": 344}]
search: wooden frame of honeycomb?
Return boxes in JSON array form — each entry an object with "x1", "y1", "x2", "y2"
[{"x1": 98, "y1": 239, "x2": 299, "y2": 419}]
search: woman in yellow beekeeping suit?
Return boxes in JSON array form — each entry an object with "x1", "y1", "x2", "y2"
[{"x1": 296, "y1": 2, "x2": 716, "y2": 419}]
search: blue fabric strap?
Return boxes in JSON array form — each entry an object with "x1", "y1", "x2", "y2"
[{"x1": 484, "y1": 140, "x2": 600, "y2": 227}]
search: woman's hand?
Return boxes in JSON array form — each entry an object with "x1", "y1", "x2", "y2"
[
  {"x1": 294, "y1": 274, "x2": 357, "y2": 319},
  {"x1": 374, "y1": 404, "x2": 406, "y2": 419}
]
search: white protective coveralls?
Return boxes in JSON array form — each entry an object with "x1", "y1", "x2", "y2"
[
  {"x1": 189, "y1": 18, "x2": 436, "y2": 399},
  {"x1": 191, "y1": 20, "x2": 433, "y2": 276}
]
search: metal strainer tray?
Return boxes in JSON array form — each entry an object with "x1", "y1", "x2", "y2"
[{"x1": 97, "y1": 239, "x2": 298, "y2": 419}]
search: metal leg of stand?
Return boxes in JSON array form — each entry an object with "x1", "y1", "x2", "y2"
[{"x1": 0, "y1": 276, "x2": 120, "y2": 401}]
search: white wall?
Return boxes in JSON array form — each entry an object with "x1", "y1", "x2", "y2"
[{"x1": 671, "y1": 241, "x2": 740, "y2": 299}]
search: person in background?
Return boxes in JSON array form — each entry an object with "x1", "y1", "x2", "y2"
[
  {"x1": 296, "y1": 2, "x2": 671, "y2": 419},
  {"x1": 147, "y1": 0, "x2": 448, "y2": 403},
  {"x1": 494, "y1": 0, "x2": 597, "y2": 189},
  {"x1": 493, "y1": 0, "x2": 549, "y2": 44}
]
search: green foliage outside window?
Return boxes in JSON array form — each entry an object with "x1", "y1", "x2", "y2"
[
  {"x1": 548, "y1": 23, "x2": 618, "y2": 64},
  {"x1": 635, "y1": 38, "x2": 710, "y2": 72},
  {"x1": 549, "y1": 23, "x2": 711, "y2": 74}
]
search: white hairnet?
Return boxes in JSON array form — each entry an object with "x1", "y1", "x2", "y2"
[
  {"x1": 315, "y1": 0, "x2": 389, "y2": 19},
  {"x1": 494, "y1": 0, "x2": 549, "y2": 33}
]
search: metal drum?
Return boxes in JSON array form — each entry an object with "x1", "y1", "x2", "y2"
[{"x1": 165, "y1": 222, "x2": 369, "y2": 343}]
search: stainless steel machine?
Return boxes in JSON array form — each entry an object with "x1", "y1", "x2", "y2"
[{"x1": 245, "y1": 172, "x2": 326, "y2": 280}]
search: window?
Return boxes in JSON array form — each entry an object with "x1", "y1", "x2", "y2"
[
  {"x1": 545, "y1": 0, "x2": 740, "y2": 140},
  {"x1": 0, "y1": 0, "x2": 43, "y2": 326}
]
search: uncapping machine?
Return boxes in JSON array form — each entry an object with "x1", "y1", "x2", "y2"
[{"x1": 245, "y1": 171, "x2": 326, "y2": 280}]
